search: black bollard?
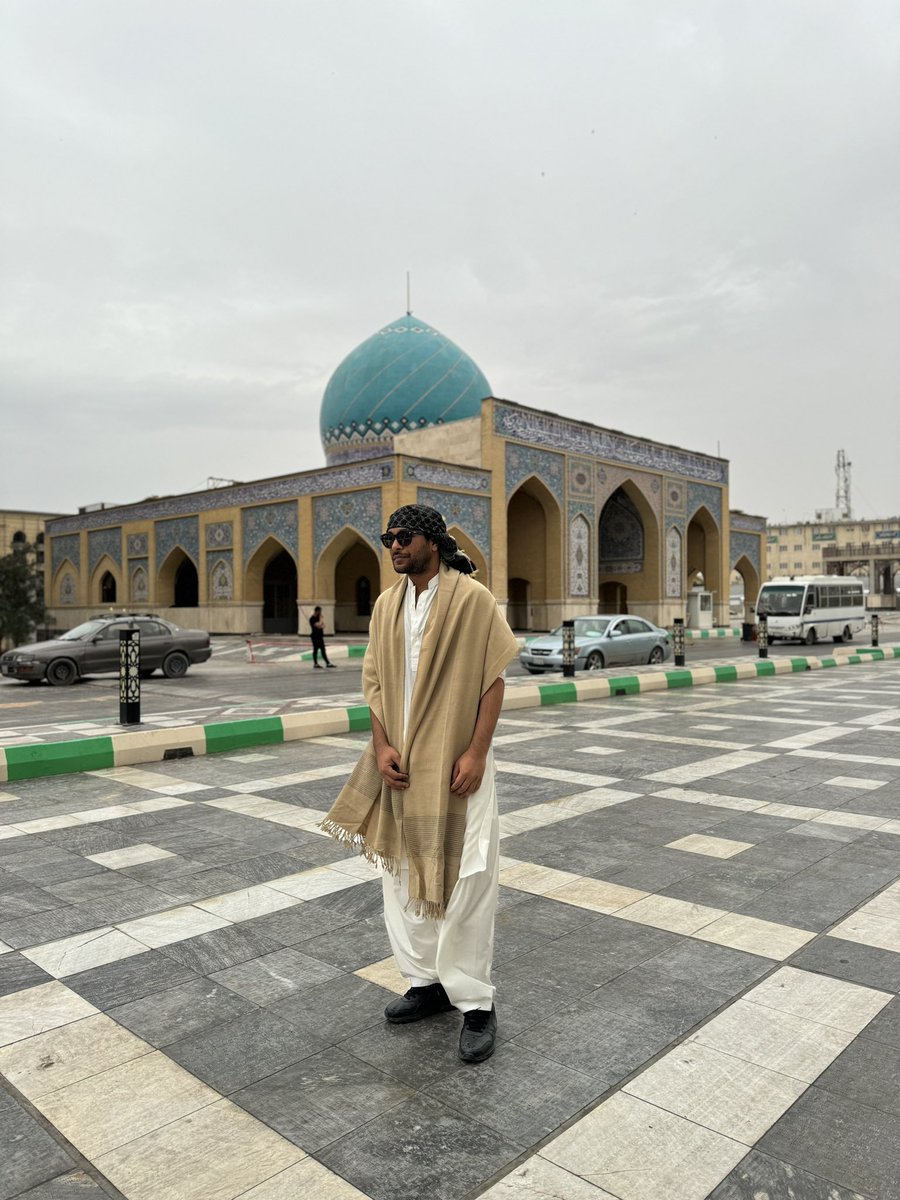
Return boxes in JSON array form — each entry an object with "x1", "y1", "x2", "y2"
[
  {"x1": 673, "y1": 617, "x2": 686, "y2": 668},
  {"x1": 562, "y1": 619, "x2": 576, "y2": 678},
  {"x1": 119, "y1": 628, "x2": 141, "y2": 725},
  {"x1": 871, "y1": 613, "x2": 879, "y2": 647},
  {"x1": 758, "y1": 614, "x2": 769, "y2": 660}
]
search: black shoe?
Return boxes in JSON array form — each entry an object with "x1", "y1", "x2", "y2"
[
  {"x1": 313, "y1": 663, "x2": 323, "y2": 669},
  {"x1": 384, "y1": 983, "x2": 454, "y2": 1024},
  {"x1": 326, "y1": 662, "x2": 336, "y2": 668},
  {"x1": 459, "y1": 1006, "x2": 497, "y2": 1063}
]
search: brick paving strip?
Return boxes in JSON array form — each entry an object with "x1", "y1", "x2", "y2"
[{"x1": 0, "y1": 646, "x2": 898, "y2": 784}]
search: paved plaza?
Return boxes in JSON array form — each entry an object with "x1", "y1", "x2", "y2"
[{"x1": 1, "y1": 662, "x2": 900, "y2": 1199}]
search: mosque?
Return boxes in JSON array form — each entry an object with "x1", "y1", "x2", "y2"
[{"x1": 45, "y1": 313, "x2": 766, "y2": 635}]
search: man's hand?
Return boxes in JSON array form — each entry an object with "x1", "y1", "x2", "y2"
[
  {"x1": 450, "y1": 748, "x2": 487, "y2": 797},
  {"x1": 376, "y1": 743, "x2": 409, "y2": 790}
]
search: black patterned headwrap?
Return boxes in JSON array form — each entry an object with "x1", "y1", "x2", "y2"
[{"x1": 386, "y1": 504, "x2": 476, "y2": 575}]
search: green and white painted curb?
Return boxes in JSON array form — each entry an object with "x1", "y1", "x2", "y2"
[
  {"x1": 683, "y1": 627, "x2": 742, "y2": 639},
  {"x1": 1, "y1": 646, "x2": 897, "y2": 784}
]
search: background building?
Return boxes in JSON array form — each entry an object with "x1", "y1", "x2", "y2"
[
  {"x1": 767, "y1": 517, "x2": 900, "y2": 609},
  {"x1": 45, "y1": 314, "x2": 766, "y2": 634},
  {"x1": 0, "y1": 509, "x2": 66, "y2": 604}
]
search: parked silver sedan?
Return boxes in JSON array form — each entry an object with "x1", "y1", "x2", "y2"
[
  {"x1": 0, "y1": 615, "x2": 212, "y2": 686},
  {"x1": 519, "y1": 615, "x2": 672, "y2": 674}
]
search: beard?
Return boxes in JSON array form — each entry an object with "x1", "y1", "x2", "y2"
[{"x1": 392, "y1": 541, "x2": 437, "y2": 575}]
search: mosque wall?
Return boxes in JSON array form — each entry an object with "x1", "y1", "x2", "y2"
[{"x1": 393, "y1": 417, "x2": 482, "y2": 468}]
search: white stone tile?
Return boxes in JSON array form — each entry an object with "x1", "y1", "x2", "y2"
[
  {"x1": 754, "y1": 802, "x2": 825, "y2": 821},
  {"x1": 237, "y1": 1159, "x2": 372, "y2": 1199},
  {"x1": 652, "y1": 786, "x2": 763, "y2": 812},
  {"x1": 688, "y1": 998, "x2": 854, "y2": 1083},
  {"x1": 825, "y1": 776, "x2": 887, "y2": 790},
  {"x1": 646, "y1": 750, "x2": 775, "y2": 784},
  {"x1": 33, "y1": 1050, "x2": 218, "y2": 1158},
  {"x1": 87, "y1": 843, "x2": 175, "y2": 869},
  {"x1": 695, "y1": 913, "x2": 815, "y2": 960},
  {"x1": 224, "y1": 752, "x2": 278, "y2": 762},
  {"x1": 0, "y1": 1012, "x2": 152, "y2": 1098},
  {"x1": 495, "y1": 761, "x2": 618, "y2": 787},
  {"x1": 267, "y1": 868, "x2": 362, "y2": 900},
  {"x1": 864, "y1": 886, "x2": 900, "y2": 920},
  {"x1": 354, "y1": 956, "x2": 407, "y2": 995},
  {"x1": 0, "y1": 791, "x2": 21, "y2": 801},
  {"x1": 746, "y1": 965, "x2": 892, "y2": 1033},
  {"x1": 194, "y1": 885, "x2": 300, "y2": 923},
  {"x1": 618, "y1": 894, "x2": 728, "y2": 936},
  {"x1": 625, "y1": 1041, "x2": 806, "y2": 1144},
  {"x1": 764, "y1": 726, "x2": 854, "y2": 750},
  {"x1": 574, "y1": 745, "x2": 625, "y2": 756},
  {"x1": 499, "y1": 862, "x2": 581, "y2": 895},
  {"x1": 480, "y1": 1158, "x2": 617, "y2": 1200},
  {"x1": 22, "y1": 928, "x2": 149, "y2": 978},
  {"x1": 546, "y1": 877, "x2": 648, "y2": 914},
  {"x1": 118, "y1": 904, "x2": 231, "y2": 948},
  {"x1": 95, "y1": 1098, "x2": 303, "y2": 1200},
  {"x1": 541, "y1": 1091, "x2": 746, "y2": 1200},
  {"x1": 810, "y1": 811, "x2": 888, "y2": 831},
  {"x1": 828, "y1": 910, "x2": 900, "y2": 954},
  {"x1": 129, "y1": 796, "x2": 195, "y2": 812},
  {"x1": 329, "y1": 856, "x2": 379, "y2": 880},
  {"x1": 0, "y1": 826, "x2": 25, "y2": 840},
  {"x1": 12, "y1": 815, "x2": 82, "y2": 833},
  {"x1": 665, "y1": 834, "x2": 753, "y2": 859},
  {"x1": 0, "y1": 982, "x2": 98, "y2": 1048},
  {"x1": 72, "y1": 805, "x2": 139, "y2": 823},
  {"x1": 0, "y1": 940, "x2": 12, "y2": 954}
]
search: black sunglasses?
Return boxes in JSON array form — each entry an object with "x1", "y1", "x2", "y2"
[{"x1": 380, "y1": 528, "x2": 420, "y2": 549}]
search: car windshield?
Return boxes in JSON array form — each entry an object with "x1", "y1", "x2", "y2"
[
  {"x1": 550, "y1": 619, "x2": 611, "y2": 638},
  {"x1": 59, "y1": 620, "x2": 109, "y2": 641},
  {"x1": 758, "y1": 586, "x2": 805, "y2": 616}
]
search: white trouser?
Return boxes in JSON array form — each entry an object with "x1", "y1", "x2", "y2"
[{"x1": 382, "y1": 759, "x2": 500, "y2": 1013}]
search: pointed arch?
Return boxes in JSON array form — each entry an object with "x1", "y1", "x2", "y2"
[
  {"x1": 316, "y1": 526, "x2": 380, "y2": 633},
  {"x1": 597, "y1": 479, "x2": 661, "y2": 613},
  {"x1": 448, "y1": 525, "x2": 488, "y2": 583},
  {"x1": 732, "y1": 553, "x2": 759, "y2": 621},
  {"x1": 686, "y1": 504, "x2": 721, "y2": 597},
  {"x1": 665, "y1": 525, "x2": 683, "y2": 599},
  {"x1": 158, "y1": 546, "x2": 198, "y2": 607},
  {"x1": 90, "y1": 555, "x2": 122, "y2": 606},
  {"x1": 506, "y1": 475, "x2": 563, "y2": 630},
  {"x1": 244, "y1": 535, "x2": 294, "y2": 604}
]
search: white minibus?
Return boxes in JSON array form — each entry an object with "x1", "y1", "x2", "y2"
[{"x1": 755, "y1": 576, "x2": 867, "y2": 646}]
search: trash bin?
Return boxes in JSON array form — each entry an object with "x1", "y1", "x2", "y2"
[{"x1": 742, "y1": 622, "x2": 756, "y2": 642}]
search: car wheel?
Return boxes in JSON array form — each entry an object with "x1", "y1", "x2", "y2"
[
  {"x1": 843, "y1": 626, "x2": 853, "y2": 642},
  {"x1": 584, "y1": 650, "x2": 604, "y2": 670},
  {"x1": 525, "y1": 667, "x2": 544, "y2": 675},
  {"x1": 46, "y1": 659, "x2": 78, "y2": 686},
  {"x1": 805, "y1": 628, "x2": 817, "y2": 646},
  {"x1": 648, "y1": 646, "x2": 665, "y2": 665},
  {"x1": 162, "y1": 651, "x2": 190, "y2": 679}
]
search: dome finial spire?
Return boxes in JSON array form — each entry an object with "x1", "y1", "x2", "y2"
[{"x1": 406, "y1": 270, "x2": 412, "y2": 316}]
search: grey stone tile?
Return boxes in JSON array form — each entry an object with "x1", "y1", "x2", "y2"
[
  {"x1": 0, "y1": 952, "x2": 53, "y2": 997},
  {"x1": 0, "y1": 905, "x2": 102, "y2": 951},
  {"x1": 229, "y1": 848, "x2": 323, "y2": 884},
  {"x1": 76, "y1": 884, "x2": 180, "y2": 924},
  {"x1": 296, "y1": 917, "x2": 394, "y2": 973},
  {"x1": 8, "y1": 855, "x2": 108, "y2": 886},
  {"x1": 731, "y1": 881, "x2": 882, "y2": 933},
  {"x1": 64, "y1": 948, "x2": 200, "y2": 1009},
  {"x1": 583, "y1": 961, "x2": 733, "y2": 1037},
  {"x1": 659, "y1": 873, "x2": 767, "y2": 911},
  {"x1": 43, "y1": 870, "x2": 145, "y2": 904},
  {"x1": 10, "y1": 1171, "x2": 111, "y2": 1199},
  {"x1": 316, "y1": 1094, "x2": 522, "y2": 1200},
  {"x1": 644, "y1": 937, "x2": 773, "y2": 993},
  {"x1": 815, "y1": 1037, "x2": 900, "y2": 1118},
  {"x1": 33, "y1": 828, "x2": 133, "y2": 855},
  {"x1": 156, "y1": 922, "x2": 284, "y2": 973},
  {"x1": 791, "y1": 937, "x2": 900, "y2": 993},
  {"x1": 430, "y1": 1041, "x2": 602, "y2": 1143},
  {"x1": 131, "y1": 866, "x2": 249, "y2": 903},
  {"x1": 759, "y1": 1086, "x2": 900, "y2": 1200},
  {"x1": 299, "y1": 879, "x2": 384, "y2": 924},
  {"x1": 511, "y1": 996, "x2": 673, "y2": 1083},
  {"x1": 109, "y1": 976, "x2": 258, "y2": 1046},
  {"x1": 165, "y1": 1007, "x2": 323, "y2": 1093},
  {"x1": 0, "y1": 1086, "x2": 75, "y2": 1200},
  {"x1": 865, "y1": 996, "x2": 900, "y2": 1050},
  {"x1": 117, "y1": 853, "x2": 207, "y2": 882},
  {"x1": 492, "y1": 971, "x2": 575, "y2": 1039},
  {"x1": 232, "y1": 1045, "x2": 413, "y2": 1152},
  {"x1": 212, "y1": 947, "x2": 344, "y2": 1004},
  {"x1": 338, "y1": 1011, "x2": 479, "y2": 1089},
  {"x1": 605, "y1": 855, "x2": 715, "y2": 892},
  {"x1": 271, "y1": 958, "x2": 386, "y2": 1028},
  {"x1": 0, "y1": 884, "x2": 66, "y2": 920}
]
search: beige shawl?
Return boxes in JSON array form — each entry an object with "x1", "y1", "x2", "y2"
[{"x1": 321, "y1": 564, "x2": 519, "y2": 918}]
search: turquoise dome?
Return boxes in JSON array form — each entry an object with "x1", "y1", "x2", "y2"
[{"x1": 320, "y1": 314, "x2": 492, "y2": 464}]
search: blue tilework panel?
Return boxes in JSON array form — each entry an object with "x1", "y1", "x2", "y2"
[
  {"x1": 156, "y1": 517, "x2": 200, "y2": 568},
  {"x1": 208, "y1": 550, "x2": 234, "y2": 600},
  {"x1": 206, "y1": 522, "x2": 233, "y2": 550},
  {"x1": 731, "y1": 512, "x2": 766, "y2": 534},
  {"x1": 599, "y1": 488, "x2": 644, "y2": 570},
  {"x1": 129, "y1": 559, "x2": 150, "y2": 604},
  {"x1": 127, "y1": 533, "x2": 149, "y2": 557},
  {"x1": 505, "y1": 444, "x2": 565, "y2": 505},
  {"x1": 313, "y1": 490, "x2": 382, "y2": 561},
  {"x1": 568, "y1": 458, "x2": 595, "y2": 498},
  {"x1": 242, "y1": 504, "x2": 298, "y2": 564},
  {"x1": 51, "y1": 534, "x2": 80, "y2": 576},
  {"x1": 567, "y1": 499, "x2": 595, "y2": 524},
  {"x1": 686, "y1": 482, "x2": 723, "y2": 527},
  {"x1": 494, "y1": 402, "x2": 727, "y2": 484},
  {"x1": 415, "y1": 489, "x2": 491, "y2": 561},
  {"x1": 403, "y1": 461, "x2": 490, "y2": 492},
  {"x1": 47, "y1": 461, "x2": 396, "y2": 535},
  {"x1": 88, "y1": 527, "x2": 123, "y2": 574},
  {"x1": 731, "y1": 531, "x2": 762, "y2": 575}
]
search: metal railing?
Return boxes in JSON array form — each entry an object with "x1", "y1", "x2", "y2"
[{"x1": 822, "y1": 541, "x2": 900, "y2": 558}]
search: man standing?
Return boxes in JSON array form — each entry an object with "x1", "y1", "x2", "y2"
[
  {"x1": 308, "y1": 606, "x2": 336, "y2": 668},
  {"x1": 322, "y1": 505, "x2": 518, "y2": 1063}
]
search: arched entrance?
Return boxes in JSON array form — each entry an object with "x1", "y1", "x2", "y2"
[
  {"x1": 100, "y1": 571, "x2": 117, "y2": 604},
  {"x1": 263, "y1": 551, "x2": 298, "y2": 634},
  {"x1": 158, "y1": 548, "x2": 198, "y2": 608},
  {"x1": 448, "y1": 526, "x2": 488, "y2": 585},
  {"x1": 687, "y1": 506, "x2": 721, "y2": 605},
  {"x1": 506, "y1": 478, "x2": 562, "y2": 630},
  {"x1": 174, "y1": 559, "x2": 199, "y2": 607},
  {"x1": 598, "y1": 483, "x2": 660, "y2": 620},
  {"x1": 732, "y1": 554, "x2": 760, "y2": 622},
  {"x1": 335, "y1": 542, "x2": 380, "y2": 632}
]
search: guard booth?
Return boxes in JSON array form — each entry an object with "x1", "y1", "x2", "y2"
[{"x1": 686, "y1": 587, "x2": 714, "y2": 630}]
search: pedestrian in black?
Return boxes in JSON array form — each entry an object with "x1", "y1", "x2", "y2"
[{"x1": 309, "y1": 606, "x2": 336, "y2": 668}]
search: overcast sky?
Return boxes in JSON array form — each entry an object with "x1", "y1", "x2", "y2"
[{"x1": 2, "y1": 1, "x2": 898, "y2": 524}]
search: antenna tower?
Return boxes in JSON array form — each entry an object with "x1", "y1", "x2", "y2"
[{"x1": 835, "y1": 450, "x2": 852, "y2": 519}]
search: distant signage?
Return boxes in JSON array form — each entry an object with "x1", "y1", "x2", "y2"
[
  {"x1": 767, "y1": 535, "x2": 778, "y2": 543},
  {"x1": 875, "y1": 530, "x2": 900, "y2": 540},
  {"x1": 812, "y1": 530, "x2": 836, "y2": 541}
]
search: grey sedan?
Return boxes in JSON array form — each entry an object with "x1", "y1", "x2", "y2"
[
  {"x1": 519, "y1": 615, "x2": 672, "y2": 674},
  {"x1": 0, "y1": 615, "x2": 212, "y2": 686}
]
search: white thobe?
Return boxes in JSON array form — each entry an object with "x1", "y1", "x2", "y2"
[{"x1": 381, "y1": 572, "x2": 500, "y2": 1012}]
